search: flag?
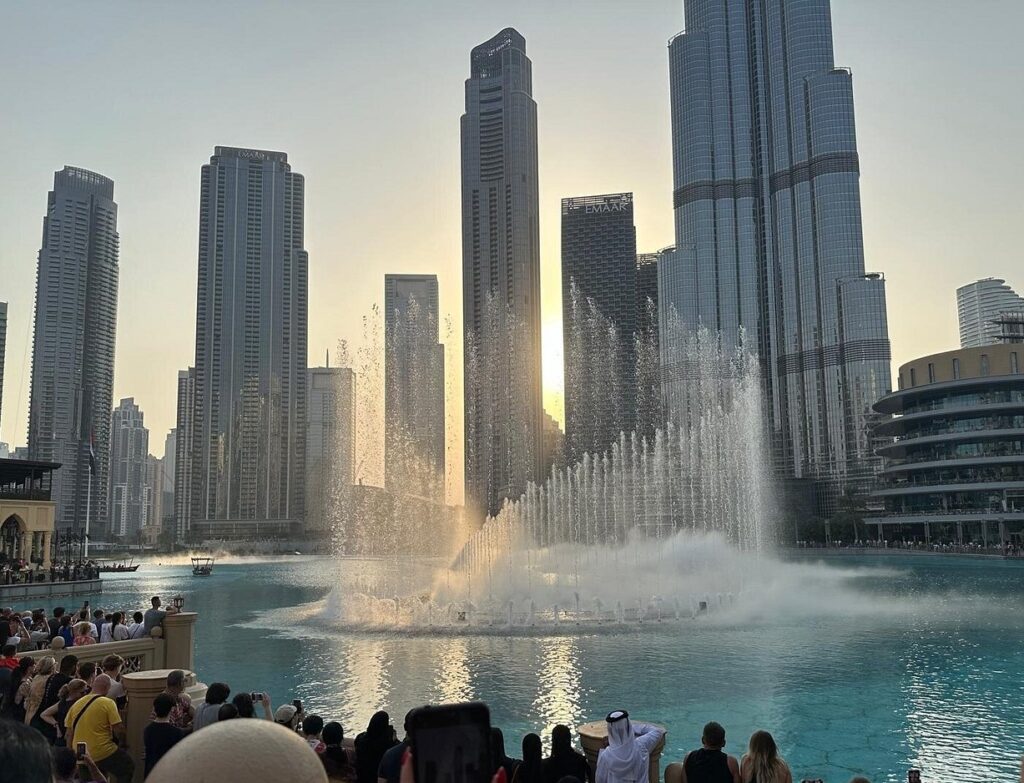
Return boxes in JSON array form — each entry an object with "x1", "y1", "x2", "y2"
[{"x1": 89, "y1": 431, "x2": 96, "y2": 475}]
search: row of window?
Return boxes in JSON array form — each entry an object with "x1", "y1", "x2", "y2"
[{"x1": 907, "y1": 352, "x2": 1020, "y2": 387}]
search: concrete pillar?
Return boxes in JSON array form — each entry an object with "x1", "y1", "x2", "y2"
[
  {"x1": 162, "y1": 612, "x2": 198, "y2": 672},
  {"x1": 42, "y1": 532, "x2": 52, "y2": 568},
  {"x1": 121, "y1": 670, "x2": 190, "y2": 782},
  {"x1": 999, "y1": 521, "x2": 1007, "y2": 545},
  {"x1": 924, "y1": 522, "x2": 931, "y2": 544},
  {"x1": 578, "y1": 720, "x2": 667, "y2": 783},
  {"x1": 956, "y1": 521, "x2": 963, "y2": 545}
]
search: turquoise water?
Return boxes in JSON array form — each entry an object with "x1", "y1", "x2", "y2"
[{"x1": 81, "y1": 554, "x2": 1023, "y2": 782}]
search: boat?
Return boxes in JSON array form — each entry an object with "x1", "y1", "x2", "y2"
[
  {"x1": 191, "y1": 556, "x2": 215, "y2": 576},
  {"x1": 96, "y1": 557, "x2": 140, "y2": 573}
]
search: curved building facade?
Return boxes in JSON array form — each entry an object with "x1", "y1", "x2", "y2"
[{"x1": 867, "y1": 344, "x2": 1024, "y2": 544}]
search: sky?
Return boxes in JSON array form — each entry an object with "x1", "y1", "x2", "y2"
[{"x1": 2, "y1": 1, "x2": 1023, "y2": 474}]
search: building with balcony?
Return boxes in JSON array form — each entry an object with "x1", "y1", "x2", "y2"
[
  {"x1": 867, "y1": 343, "x2": 1024, "y2": 545},
  {"x1": 1, "y1": 458, "x2": 58, "y2": 567}
]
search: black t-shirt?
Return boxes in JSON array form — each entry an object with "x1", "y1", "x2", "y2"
[
  {"x1": 144, "y1": 721, "x2": 184, "y2": 776},
  {"x1": 543, "y1": 750, "x2": 593, "y2": 783}
]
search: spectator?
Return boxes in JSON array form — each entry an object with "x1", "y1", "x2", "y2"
[
  {"x1": 521, "y1": 733, "x2": 544, "y2": 783},
  {"x1": 74, "y1": 622, "x2": 96, "y2": 646},
  {"x1": 48, "y1": 606, "x2": 66, "y2": 639},
  {"x1": 144, "y1": 692, "x2": 185, "y2": 778},
  {"x1": 127, "y1": 611, "x2": 147, "y2": 640},
  {"x1": 144, "y1": 596, "x2": 177, "y2": 634},
  {"x1": 303, "y1": 713, "x2": 327, "y2": 754},
  {"x1": 58, "y1": 615, "x2": 75, "y2": 647},
  {"x1": 0, "y1": 642, "x2": 18, "y2": 669},
  {"x1": 0, "y1": 718, "x2": 55, "y2": 783},
  {"x1": 149, "y1": 669, "x2": 194, "y2": 731},
  {"x1": 322, "y1": 721, "x2": 351, "y2": 780},
  {"x1": 76, "y1": 608, "x2": 96, "y2": 639},
  {"x1": 29, "y1": 611, "x2": 51, "y2": 646},
  {"x1": 217, "y1": 703, "x2": 239, "y2": 721},
  {"x1": 739, "y1": 731, "x2": 791, "y2": 783},
  {"x1": 101, "y1": 655, "x2": 126, "y2": 707},
  {"x1": 53, "y1": 746, "x2": 110, "y2": 783},
  {"x1": 34, "y1": 654, "x2": 78, "y2": 740},
  {"x1": 233, "y1": 690, "x2": 273, "y2": 720},
  {"x1": 92, "y1": 609, "x2": 107, "y2": 640},
  {"x1": 274, "y1": 703, "x2": 301, "y2": 731},
  {"x1": 193, "y1": 681, "x2": 230, "y2": 731},
  {"x1": 1, "y1": 656, "x2": 35, "y2": 721},
  {"x1": 378, "y1": 710, "x2": 414, "y2": 783},
  {"x1": 675, "y1": 721, "x2": 739, "y2": 783},
  {"x1": 355, "y1": 711, "x2": 398, "y2": 783},
  {"x1": 63, "y1": 673, "x2": 135, "y2": 782},
  {"x1": 543, "y1": 725, "x2": 593, "y2": 783},
  {"x1": 40, "y1": 678, "x2": 87, "y2": 747},
  {"x1": 491, "y1": 727, "x2": 522, "y2": 781},
  {"x1": 146, "y1": 718, "x2": 328, "y2": 783},
  {"x1": 77, "y1": 661, "x2": 98, "y2": 688},
  {"x1": 100, "y1": 612, "x2": 130, "y2": 643},
  {"x1": 596, "y1": 711, "x2": 665, "y2": 783},
  {"x1": 23, "y1": 655, "x2": 55, "y2": 726}
]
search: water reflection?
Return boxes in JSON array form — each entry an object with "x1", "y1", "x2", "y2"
[
  {"x1": 433, "y1": 638, "x2": 474, "y2": 704},
  {"x1": 533, "y1": 636, "x2": 584, "y2": 738}
]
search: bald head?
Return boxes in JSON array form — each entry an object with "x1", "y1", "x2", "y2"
[{"x1": 91, "y1": 674, "x2": 112, "y2": 696}]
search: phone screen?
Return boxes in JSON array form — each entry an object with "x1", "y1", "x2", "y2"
[
  {"x1": 76, "y1": 742, "x2": 87, "y2": 760},
  {"x1": 410, "y1": 702, "x2": 491, "y2": 783}
]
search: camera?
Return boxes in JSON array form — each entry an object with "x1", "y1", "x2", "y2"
[
  {"x1": 76, "y1": 742, "x2": 87, "y2": 761},
  {"x1": 250, "y1": 692, "x2": 263, "y2": 702},
  {"x1": 293, "y1": 699, "x2": 303, "y2": 712}
]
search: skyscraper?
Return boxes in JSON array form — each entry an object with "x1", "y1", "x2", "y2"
[
  {"x1": 108, "y1": 397, "x2": 149, "y2": 540},
  {"x1": 28, "y1": 166, "x2": 119, "y2": 532},
  {"x1": 186, "y1": 146, "x2": 308, "y2": 540},
  {"x1": 173, "y1": 369, "x2": 194, "y2": 542},
  {"x1": 384, "y1": 274, "x2": 445, "y2": 500},
  {"x1": 305, "y1": 365, "x2": 356, "y2": 532},
  {"x1": 957, "y1": 278, "x2": 1024, "y2": 348},
  {"x1": 0, "y1": 302, "x2": 6, "y2": 433},
  {"x1": 162, "y1": 428, "x2": 176, "y2": 532},
  {"x1": 561, "y1": 193, "x2": 637, "y2": 462},
  {"x1": 461, "y1": 28, "x2": 543, "y2": 519},
  {"x1": 666, "y1": 0, "x2": 892, "y2": 510}
]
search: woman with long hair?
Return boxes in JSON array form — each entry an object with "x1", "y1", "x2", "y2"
[
  {"x1": 1, "y1": 656, "x2": 35, "y2": 721},
  {"x1": 40, "y1": 678, "x2": 87, "y2": 747},
  {"x1": 739, "y1": 731, "x2": 791, "y2": 783},
  {"x1": 22, "y1": 655, "x2": 54, "y2": 726},
  {"x1": 72, "y1": 622, "x2": 95, "y2": 646},
  {"x1": 354, "y1": 711, "x2": 397, "y2": 783}
]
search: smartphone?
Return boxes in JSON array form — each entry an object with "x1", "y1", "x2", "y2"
[
  {"x1": 250, "y1": 692, "x2": 263, "y2": 702},
  {"x1": 293, "y1": 699, "x2": 303, "y2": 712},
  {"x1": 409, "y1": 702, "x2": 491, "y2": 783},
  {"x1": 76, "y1": 742, "x2": 87, "y2": 760},
  {"x1": 908, "y1": 771, "x2": 922, "y2": 783}
]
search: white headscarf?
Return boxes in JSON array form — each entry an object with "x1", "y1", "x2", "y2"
[{"x1": 596, "y1": 711, "x2": 649, "y2": 783}]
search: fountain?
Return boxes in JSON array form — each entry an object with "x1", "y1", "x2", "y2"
[{"x1": 325, "y1": 306, "x2": 777, "y2": 630}]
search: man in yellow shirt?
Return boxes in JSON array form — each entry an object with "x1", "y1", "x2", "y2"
[{"x1": 64, "y1": 673, "x2": 135, "y2": 782}]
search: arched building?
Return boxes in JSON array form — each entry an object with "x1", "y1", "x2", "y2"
[{"x1": 0, "y1": 458, "x2": 58, "y2": 567}]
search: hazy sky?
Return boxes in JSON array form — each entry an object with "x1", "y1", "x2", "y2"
[{"x1": 2, "y1": 0, "x2": 1023, "y2": 465}]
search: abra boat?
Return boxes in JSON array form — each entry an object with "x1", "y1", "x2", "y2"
[
  {"x1": 191, "y1": 556, "x2": 214, "y2": 576},
  {"x1": 96, "y1": 557, "x2": 140, "y2": 573}
]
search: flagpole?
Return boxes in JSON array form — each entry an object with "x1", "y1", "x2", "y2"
[{"x1": 84, "y1": 468, "x2": 91, "y2": 560}]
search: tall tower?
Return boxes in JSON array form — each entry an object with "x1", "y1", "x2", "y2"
[
  {"x1": 28, "y1": 166, "x2": 119, "y2": 532},
  {"x1": 561, "y1": 193, "x2": 637, "y2": 463},
  {"x1": 384, "y1": 274, "x2": 445, "y2": 501},
  {"x1": 666, "y1": 0, "x2": 892, "y2": 511},
  {"x1": 957, "y1": 278, "x2": 1024, "y2": 348},
  {"x1": 306, "y1": 365, "x2": 356, "y2": 532},
  {"x1": 461, "y1": 28, "x2": 543, "y2": 519},
  {"x1": 108, "y1": 397, "x2": 149, "y2": 540},
  {"x1": 0, "y1": 301, "x2": 6, "y2": 435},
  {"x1": 187, "y1": 147, "x2": 308, "y2": 539}
]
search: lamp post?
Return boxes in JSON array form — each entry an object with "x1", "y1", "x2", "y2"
[{"x1": 172, "y1": 595, "x2": 185, "y2": 611}]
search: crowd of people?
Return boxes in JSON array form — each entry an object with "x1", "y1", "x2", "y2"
[
  {"x1": 0, "y1": 598, "x2": 172, "y2": 654},
  {"x1": 0, "y1": 557, "x2": 101, "y2": 586}
]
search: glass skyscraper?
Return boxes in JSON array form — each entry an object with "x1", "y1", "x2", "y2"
[
  {"x1": 28, "y1": 166, "x2": 119, "y2": 531},
  {"x1": 561, "y1": 193, "x2": 637, "y2": 463},
  {"x1": 108, "y1": 397, "x2": 149, "y2": 540},
  {"x1": 184, "y1": 146, "x2": 308, "y2": 539},
  {"x1": 666, "y1": 0, "x2": 892, "y2": 509},
  {"x1": 461, "y1": 28, "x2": 543, "y2": 519},
  {"x1": 957, "y1": 278, "x2": 1024, "y2": 348},
  {"x1": 384, "y1": 274, "x2": 445, "y2": 501}
]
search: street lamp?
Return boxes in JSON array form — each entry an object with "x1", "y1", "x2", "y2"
[{"x1": 172, "y1": 594, "x2": 185, "y2": 611}]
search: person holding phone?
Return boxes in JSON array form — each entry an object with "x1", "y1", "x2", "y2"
[
  {"x1": 52, "y1": 746, "x2": 108, "y2": 783},
  {"x1": 63, "y1": 674, "x2": 135, "y2": 782},
  {"x1": 596, "y1": 711, "x2": 665, "y2": 783}
]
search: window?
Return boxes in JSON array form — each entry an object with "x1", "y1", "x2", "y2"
[
  {"x1": 910, "y1": 367, "x2": 917, "y2": 387},
  {"x1": 928, "y1": 363, "x2": 936, "y2": 383},
  {"x1": 1012, "y1": 352, "x2": 1019, "y2": 374},
  {"x1": 981, "y1": 354, "x2": 990, "y2": 376},
  {"x1": 953, "y1": 358, "x2": 961, "y2": 380}
]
